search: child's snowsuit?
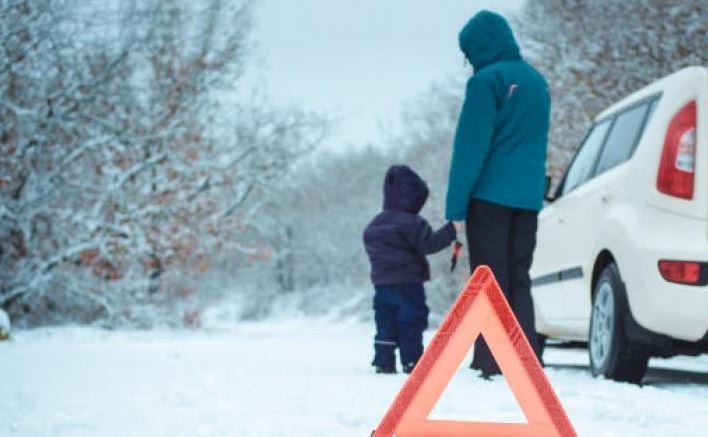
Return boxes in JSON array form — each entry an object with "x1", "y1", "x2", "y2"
[{"x1": 363, "y1": 165, "x2": 456, "y2": 371}]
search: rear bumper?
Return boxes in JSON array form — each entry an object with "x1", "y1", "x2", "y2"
[{"x1": 622, "y1": 207, "x2": 708, "y2": 343}]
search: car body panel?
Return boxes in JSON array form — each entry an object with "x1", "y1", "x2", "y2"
[{"x1": 532, "y1": 66, "x2": 708, "y2": 345}]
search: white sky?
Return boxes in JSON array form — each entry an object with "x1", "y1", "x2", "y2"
[{"x1": 246, "y1": 0, "x2": 526, "y2": 150}]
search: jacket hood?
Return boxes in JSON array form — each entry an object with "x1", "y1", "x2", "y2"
[
  {"x1": 383, "y1": 165, "x2": 429, "y2": 214},
  {"x1": 459, "y1": 11, "x2": 521, "y2": 71}
]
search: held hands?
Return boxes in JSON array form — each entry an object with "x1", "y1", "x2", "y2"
[{"x1": 450, "y1": 222, "x2": 464, "y2": 272}]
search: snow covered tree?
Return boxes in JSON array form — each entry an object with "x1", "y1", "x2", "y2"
[
  {"x1": 0, "y1": 0, "x2": 325, "y2": 326},
  {"x1": 516, "y1": 0, "x2": 706, "y2": 183}
]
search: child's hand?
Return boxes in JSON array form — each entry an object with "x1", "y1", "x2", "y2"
[{"x1": 453, "y1": 221, "x2": 464, "y2": 233}]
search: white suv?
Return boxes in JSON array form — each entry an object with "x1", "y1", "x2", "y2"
[{"x1": 532, "y1": 66, "x2": 708, "y2": 383}]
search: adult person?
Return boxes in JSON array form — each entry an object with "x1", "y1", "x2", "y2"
[{"x1": 445, "y1": 11, "x2": 551, "y2": 377}]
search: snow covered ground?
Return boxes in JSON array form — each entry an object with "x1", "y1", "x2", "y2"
[{"x1": 1, "y1": 320, "x2": 707, "y2": 436}]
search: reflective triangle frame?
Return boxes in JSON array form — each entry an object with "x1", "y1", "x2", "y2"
[{"x1": 373, "y1": 266, "x2": 577, "y2": 437}]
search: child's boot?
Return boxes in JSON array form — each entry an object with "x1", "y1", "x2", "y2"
[
  {"x1": 375, "y1": 365, "x2": 397, "y2": 374},
  {"x1": 402, "y1": 361, "x2": 417, "y2": 374}
]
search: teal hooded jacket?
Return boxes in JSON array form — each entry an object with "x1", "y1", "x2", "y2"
[{"x1": 445, "y1": 11, "x2": 551, "y2": 220}]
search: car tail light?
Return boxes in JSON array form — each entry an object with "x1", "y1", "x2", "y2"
[
  {"x1": 658, "y1": 260, "x2": 701, "y2": 285},
  {"x1": 657, "y1": 100, "x2": 697, "y2": 199}
]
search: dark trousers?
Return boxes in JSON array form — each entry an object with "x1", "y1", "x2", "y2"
[
  {"x1": 466, "y1": 199, "x2": 541, "y2": 375},
  {"x1": 372, "y1": 283, "x2": 429, "y2": 370}
]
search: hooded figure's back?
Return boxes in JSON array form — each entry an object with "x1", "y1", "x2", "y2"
[
  {"x1": 363, "y1": 166, "x2": 456, "y2": 285},
  {"x1": 445, "y1": 11, "x2": 551, "y2": 220},
  {"x1": 382, "y1": 165, "x2": 429, "y2": 214}
]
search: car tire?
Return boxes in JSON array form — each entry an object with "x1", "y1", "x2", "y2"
[{"x1": 589, "y1": 263, "x2": 649, "y2": 384}]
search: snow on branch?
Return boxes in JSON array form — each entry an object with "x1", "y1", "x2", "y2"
[{"x1": 0, "y1": 0, "x2": 324, "y2": 327}]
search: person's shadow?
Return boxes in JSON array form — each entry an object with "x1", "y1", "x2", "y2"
[
  {"x1": 545, "y1": 355, "x2": 708, "y2": 387},
  {"x1": 641, "y1": 366, "x2": 708, "y2": 387},
  {"x1": 543, "y1": 342, "x2": 708, "y2": 387}
]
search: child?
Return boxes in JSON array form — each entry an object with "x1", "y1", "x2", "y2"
[{"x1": 363, "y1": 165, "x2": 457, "y2": 374}]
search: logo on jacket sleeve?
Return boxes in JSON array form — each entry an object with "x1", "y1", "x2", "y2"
[{"x1": 508, "y1": 83, "x2": 519, "y2": 99}]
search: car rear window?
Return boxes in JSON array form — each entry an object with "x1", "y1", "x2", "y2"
[{"x1": 594, "y1": 101, "x2": 652, "y2": 175}]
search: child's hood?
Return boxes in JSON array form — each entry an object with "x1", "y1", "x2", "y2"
[{"x1": 383, "y1": 165, "x2": 429, "y2": 214}]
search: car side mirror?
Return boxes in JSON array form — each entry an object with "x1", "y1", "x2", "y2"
[{"x1": 544, "y1": 176, "x2": 557, "y2": 202}]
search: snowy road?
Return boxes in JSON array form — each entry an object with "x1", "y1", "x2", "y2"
[{"x1": 1, "y1": 320, "x2": 707, "y2": 436}]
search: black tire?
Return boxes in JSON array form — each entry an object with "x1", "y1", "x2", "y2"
[{"x1": 589, "y1": 263, "x2": 649, "y2": 384}]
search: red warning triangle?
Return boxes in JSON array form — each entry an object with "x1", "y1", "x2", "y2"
[{"x1": 373, "y1": 266, "x2": 577, "y2": 437}]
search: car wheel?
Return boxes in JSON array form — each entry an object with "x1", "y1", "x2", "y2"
[{"x1": 589, "y1": 263, "x2": 649, "y2": 384}]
